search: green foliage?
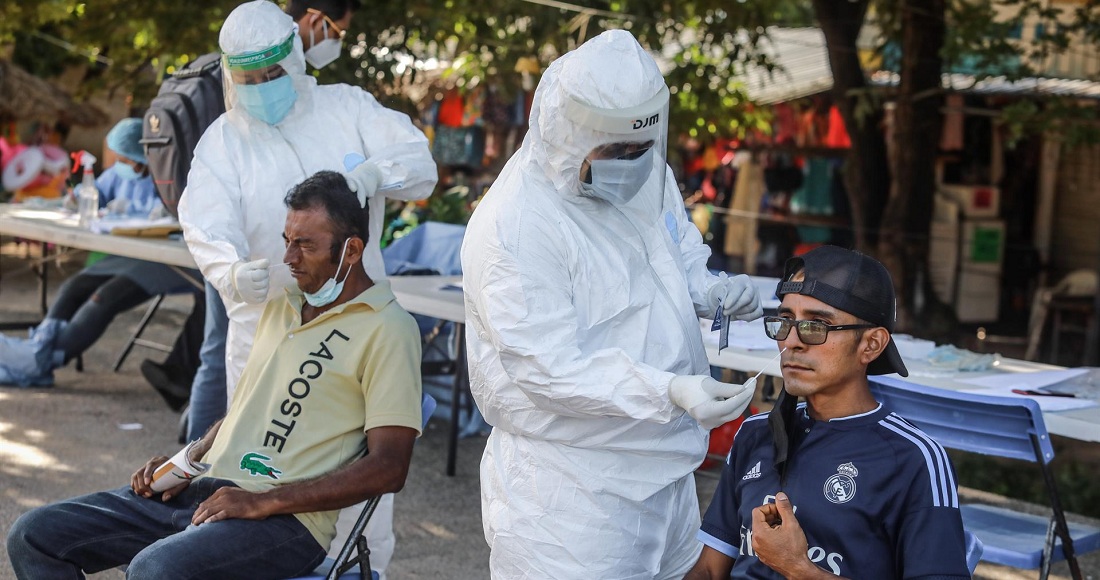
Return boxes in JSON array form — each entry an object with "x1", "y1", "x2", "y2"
[
  {"x1": 1001, "y1": 99, "x2": 1100, "y2": 148},
  {"x1": 4, "y1": 0, "x2": 1099, "y2": 146},
  {"x1": 3, "y1": 1, "x2": 237, "y2": 102},
  {"x1": 381, "y1": 183, "x2": 472, "y2": 247}
]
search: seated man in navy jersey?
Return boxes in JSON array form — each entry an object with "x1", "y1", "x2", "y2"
[{"x1": 686, "y1": 245, "x2": 971, "y2": 579}]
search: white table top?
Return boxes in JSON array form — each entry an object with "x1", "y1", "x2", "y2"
[
  {"x1": 388, "y1": 275, "x2": 1100, "y2": 443},
  {"x1": 0, "y1": 204, "x2": 196, "y2": 268},
  {"x1": 389, "y1": 275, "x2": 464, "y2": 323}
]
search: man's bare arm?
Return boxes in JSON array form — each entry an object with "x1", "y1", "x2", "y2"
[
  {"x1": 131, "y1": 418, "x2": 225, "y2": 501},
  {"x1": 191, "y1": 425, "x2": 417, "y2": 524},
  {"x1": 684, "y1": 546, "x2": 736, "y2": 580}
]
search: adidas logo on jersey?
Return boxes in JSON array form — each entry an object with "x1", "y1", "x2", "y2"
[{"x1": 742, "y1": 461, "x2": 762, "y2": 481}]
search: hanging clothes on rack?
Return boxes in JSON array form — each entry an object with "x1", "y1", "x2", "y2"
[{"x1": 723, "y1": 157, "x2": 765, "y2": 273}]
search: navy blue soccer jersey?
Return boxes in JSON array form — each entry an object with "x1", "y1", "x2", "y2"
[{"x1": 699, "y1": 403, "x2": 971, "y2": 579}]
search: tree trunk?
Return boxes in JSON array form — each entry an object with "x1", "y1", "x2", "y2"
[
  {"x1": 812, "y1": 0, "x2": 890, "y2": 252},
  {"x1": 880, "y1": 0, "x2": 948, "y2": 336}
]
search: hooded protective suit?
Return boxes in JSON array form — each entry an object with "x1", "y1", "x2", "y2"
[
  {"x1": 178, "y1": 5, "x2": 434, "y2": 577},
  {"x1": 178, "y1": 0, "x2": 437, "y2": 395},
  {"x1": 461, "y1": 30, "x2": 727, "y2": 579}
]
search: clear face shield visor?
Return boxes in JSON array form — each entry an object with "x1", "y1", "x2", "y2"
[
  {"x1": 221, "y1": 32, "x2": 296, "y2": 112},
  {"x1": 563, "y1": 85, "x2": 669, "y2": 208}
]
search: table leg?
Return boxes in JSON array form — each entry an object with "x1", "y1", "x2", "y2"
[
  {"x1": 447, "y1": 324, "x2": 467, "y2": 477},
  {"x1": 38, "y1": 244, "x2": 49, "y2": 315},
  {"x1": 0, "y1": 241, "x2": 49, "y2": 331}
]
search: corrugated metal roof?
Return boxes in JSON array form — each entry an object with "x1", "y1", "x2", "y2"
[
  {"x1": 872, "y1": 71, "x2": 1100, "y2": 100},
  {"x1": 741, "y1": 27, "x2": 1100, "y2": 104},
  {"x1": 741, "y1": 28, "x2": 835, "y2": 105}
]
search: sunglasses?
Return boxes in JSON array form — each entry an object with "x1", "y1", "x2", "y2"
[
  {"x1": 763, "y1": 316, "x2": 876, "y2": 345},
  {"x1": 307, "y1": 8, "x2": 346, "y2": 40}
]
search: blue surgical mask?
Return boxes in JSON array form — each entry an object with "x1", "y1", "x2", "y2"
[
  {"x1": 304, "y1": 238, "x2": 351, "y2": 307},
  {"x1": 114, "y1": 162, "x2": 140, "y2": 181},
  {"x1": 578, "y1": 147, "x2": 655, "y2": 205},
  {"x1": 235, "y1": 76, "x2": 297, "y2": 125}
]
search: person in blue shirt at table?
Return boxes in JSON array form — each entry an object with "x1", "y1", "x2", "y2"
[
  {"x1": 686, "y1": 245, "x2": 971, "y2": 580},
  {"x1": 0, "y1": 118, "x2": 202, "y2": 407}
]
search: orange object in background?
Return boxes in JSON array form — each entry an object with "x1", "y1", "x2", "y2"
[
  {"x1": 14, "y1": 173, "x2": 67, "y2": 201},
  {"x1": 794, "y1": 242, "x2": 823, "y2": 257},
  {"x1": 823, "y1": 106, "x2": 852, "y2": 149},
  {"x1": 700, "y1": 406, "x2": 757, "y2": 470}
]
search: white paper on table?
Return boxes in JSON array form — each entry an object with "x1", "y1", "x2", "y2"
[
  {"x1": 700, "y1": 318, "x2": 774, "y2": 350},
  {"x1": 90, "y1": 216, "x2": 178, "y2": 235},
  {"x1": 150, "y1": 440, "x2": 210, "y2": 492},
  {"x1": 958, "y1": 368, "x2": 1098, "y2": 412}
]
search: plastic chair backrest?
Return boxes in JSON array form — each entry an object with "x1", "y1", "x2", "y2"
[{"x1": 867, "y1": 376, "x2": 1054, "y2": 465}]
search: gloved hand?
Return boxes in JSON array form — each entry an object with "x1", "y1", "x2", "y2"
[
  {"x1": 344, "y1": 160, "x2": 383, "y2": 208},
  {"x1": 707, "y1": 272, "x2": 763, "y2": 321},
  {"x1": 148, "y1": 204, "x2": 169, "y2": 220},
  {"x1": 63, "y1": 188, "x2": 79, "y2": 212},
  {"x1": 106, "y1": 197, "x2": 130, "y2": 215},
  {"x1": 669, "y1": 375, "x2": 756, "y2": 430},
  {"x1": 230, "y1": 258, "x2": 270, "y2": 304}
]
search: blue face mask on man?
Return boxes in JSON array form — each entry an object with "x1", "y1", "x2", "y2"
[
  {"x1": 304, "y1": 238, "x2": 351, "y2": 307},
  {"x1": 236, "y1": 76, "x2": 297, "y2": 125}
]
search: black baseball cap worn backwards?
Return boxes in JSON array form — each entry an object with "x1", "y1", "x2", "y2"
[{"x1": 775, "y1": 245, "x2": 908, "y2": 377}]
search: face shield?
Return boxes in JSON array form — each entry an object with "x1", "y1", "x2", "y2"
[
  {"x1": 221, "y1": 32, "x2": 299, "y2": 125},
  {"x1": 562, "y1": 84, "x2": 669, "y2": 208}
]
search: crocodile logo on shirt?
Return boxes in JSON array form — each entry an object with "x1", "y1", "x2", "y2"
[{"x1": 239, "y1": 452, "x2": 282, "y2": 479}]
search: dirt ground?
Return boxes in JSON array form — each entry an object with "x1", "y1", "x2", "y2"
[{"x1": 0, "y1": 241, "x2": 1097, "y2": 579}]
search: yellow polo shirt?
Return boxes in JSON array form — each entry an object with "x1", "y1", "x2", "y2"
[{"x1": 201, "y1": 279, "x2": 422, "y2": 548}]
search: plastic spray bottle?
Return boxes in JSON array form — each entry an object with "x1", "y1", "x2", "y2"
[{"x1": 72, "y1": 151, "x2": 99, "y2": 229}]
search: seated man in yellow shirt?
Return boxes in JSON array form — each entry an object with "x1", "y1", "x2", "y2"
[{"x1": 7, "y1": 170, "x2": 423, "y2": 579}]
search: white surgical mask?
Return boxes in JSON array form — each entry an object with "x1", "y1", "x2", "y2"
[
  {"x1": 304, "y1": 22, "x2": 342, "y2": 69},
  {"x1": 578, "y1": 147, "x2": 655, "y2": 205},
  {"x1": 304, "y1": 238, "x2": 351, "y2": 307}
]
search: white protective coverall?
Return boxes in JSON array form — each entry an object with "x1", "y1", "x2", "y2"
[
  {"x1": 178, "y1": 1, "x2": 437, "y2": 396},
  {"x1": 176, "y1": 3, "x2": 437, "y2": 577},
  {"x1": 461, "y1": 30, "x2": 726, "y2": 579}
]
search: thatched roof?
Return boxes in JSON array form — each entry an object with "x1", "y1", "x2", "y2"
[{"x1": 0, "y1": 60, "x2": 107, "y2": 126}]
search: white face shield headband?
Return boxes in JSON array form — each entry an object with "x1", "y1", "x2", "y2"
[
  {"x1": 562, "y1": 85, "x2": 670, "y2": 207},
  {"x1": 222, "y1": 32, "x2": 299, "y2": 124}
]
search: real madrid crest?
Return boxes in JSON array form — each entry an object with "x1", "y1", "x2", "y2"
[{"x1": 823, "y1": 462, "x2": 858, "y2": 504}]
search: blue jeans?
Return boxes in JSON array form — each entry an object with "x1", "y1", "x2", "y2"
[
  {"x1": 6, "y1": 478, "x2": 325, "y2": 580},
  {"x1": 186, "y1": 281, "x2": 228, "y2": 442}
]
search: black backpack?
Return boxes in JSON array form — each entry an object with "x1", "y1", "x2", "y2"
[{"x1": 141, "y1": 52, "x2": 225, "y2": 217}]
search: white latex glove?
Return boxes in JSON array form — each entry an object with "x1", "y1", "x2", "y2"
[
  {"x1": 148, "y1": 204, "x2": 169, "y2": 220},
  {"x1": 344, "y1": 160, "x2": 383, "y2": 208},
  {"x1": 106, "y1": 197, "x2": 129, "y2": 215},
  {"x1": 230, "y1": 258, "x2": 270, "y2": 304},
  {"x1": 707, "y1": 272, "x2": 763, "y2": 321},
  {"x1": 63, "y1": 188, "x2": 79, "y2": 212},
  {"x1": 669, "y1": 375, "x2": 757, "y2": 430}
]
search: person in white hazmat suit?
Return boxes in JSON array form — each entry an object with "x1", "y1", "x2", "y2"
[
  {"x1": 176, "y1": 2, "x2": 437, "y2": 577},
  {"x1": 461, "y1": 30, "x2": 763, "y2": 579}
]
